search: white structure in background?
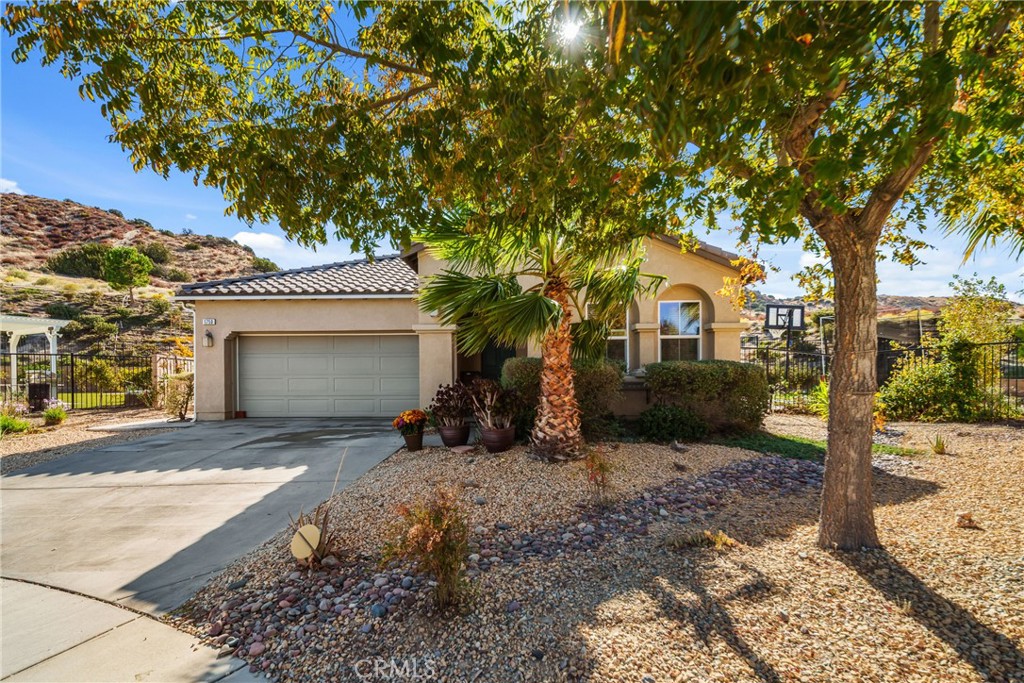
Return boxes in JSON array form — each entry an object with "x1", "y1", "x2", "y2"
[{"x1": 0, "y1": 315, "x2": 72, "y2": 399}]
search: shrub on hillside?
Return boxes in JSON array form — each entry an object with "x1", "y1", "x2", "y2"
[
  {"x1": 45, "y1": 243, "x2": 110, "y2": 279},
  {"x1": 44, "y1": 302, "x2": 81, "y2": 321},
  {"x1": 638, "y1": 404, "x2": 709, "y2": 442},
  {"x1": 644, "y1": 360, "x2": 769, "y2": 433},
  {"x1": 129, "y1": 218, "x2": 153, "y2": 228},
  {"x1": 165, "y1": 268, "x2": 190, "y2": 282},
  {"x1": 252, "y1": 256, "x2": 279, "y2": 273},
  {"x1": 107, "y1": 208, "x2": 124, "y2": 217},
  {"x1": 501, "y1": 357, "x2": 623, "y2": 439},
  {"x1": 139, "y1": 242, "x2": 171, "y2": 264}
]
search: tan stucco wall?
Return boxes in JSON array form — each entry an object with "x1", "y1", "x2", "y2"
[
  {"x1": 191, "y1": 297, "x2": 419, "y2": 420},
  {"x1": 190, "y1": 239, "x2": 747, "y2": 420}
]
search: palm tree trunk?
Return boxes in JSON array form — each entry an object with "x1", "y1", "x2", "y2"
[{"x1": 531, "y1": 276, "x2": 584, "y2": 461}]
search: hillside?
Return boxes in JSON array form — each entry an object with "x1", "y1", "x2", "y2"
[
  {"x1": 0, "y1": 194, "x2": 280, "y2": 355},
  {"x1": 0, "y1": 193, "x2": 271, "y2": 284}
]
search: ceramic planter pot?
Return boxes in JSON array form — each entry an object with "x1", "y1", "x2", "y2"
[
  {"x1": 479, "y1": 426, "x2": 515, "y2": 453},
  {"x1": 438, "y1": 424, "x2": 471, "y2": 447},
  {"x1": 403, "y1": 432, "x2": 424, "y2": 452}
]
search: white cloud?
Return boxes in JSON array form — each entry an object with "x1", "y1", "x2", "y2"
[
  {"x1": 0, "y1": 178, "x2": 26, "y2": 194},
  {"x1": 798, "y1": 252, "x2": 828, "y2": 269},
  {"x1": 231, "y1": 230, "x2": 361, "y2": 269},
  {"x1": 185, "y1": 213, "x2": 197, "y2": 220}
]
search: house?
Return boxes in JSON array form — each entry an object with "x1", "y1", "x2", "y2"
[{"x1": 175, "y1": 236, "x2": 748, "y2": 420}]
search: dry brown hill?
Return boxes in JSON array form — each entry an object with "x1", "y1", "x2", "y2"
[{"x1": 0, "y1": 193, "x2": 269, "y2": 284}]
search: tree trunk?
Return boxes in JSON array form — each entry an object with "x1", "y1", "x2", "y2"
[
  {"x1": 818, "y1": 223, "x2": 881, "y2": 550},
  {"x1": 531, "y1": 276, "x2": 584, "y2": 461}
]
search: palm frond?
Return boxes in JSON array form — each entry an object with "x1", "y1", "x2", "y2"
[
  {"x1": 944, "y1": 206, "x2": 1024, "y2": 262},
  {"x1": 481, "y1": 291, "x2": 562, "y2": 349},
  {"x1": 418, "y1": 271, "x2": 522, "y2": 327},
  {"x1": 571, "y1": 319, "x2": 610, "y2": 363}
]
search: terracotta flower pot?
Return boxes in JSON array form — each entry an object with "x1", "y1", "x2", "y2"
[
  {"x1": 479, "y1": 426, "x2": 515, "y2": 454},
  {"x1": 438, "y1": 424, "x2": 471, "y2": 447},
  {"x1": 403, "y1": 432, "x2": 424, "y2": 452}
]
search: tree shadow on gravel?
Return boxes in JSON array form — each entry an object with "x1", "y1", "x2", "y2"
[
  {"x1": 836, "y1": 549, "x2": 1024, "y2": 683},
  {"x1": 653, "y1": 566, "x2": 783, "y2": 683}
]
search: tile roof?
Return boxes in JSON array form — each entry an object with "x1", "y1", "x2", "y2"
[
  {"x1": 654, "y1": 235, "x2": 742, "y2": 270},
  {"x1": 175, "y1": 255, "x2": 417, "y2": 299}
]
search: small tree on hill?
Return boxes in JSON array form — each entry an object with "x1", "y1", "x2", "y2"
[{"x1": 103, "y1": 246, "x2": 153, "y2": 302}]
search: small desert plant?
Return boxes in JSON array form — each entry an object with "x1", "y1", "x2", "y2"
[
  {"x1": 165, "y1": 267, "x2": 190, "y2": 282},
  {"x1": 42, "y1": 399, "x2": 69, "y2": 426},
  {"x1": 808, "y1": 379, "x2": 830, "y2": 419},
  {"x1": 139, "y1": 241, "x2": 172, "y2": 264},
  {"x1": 428, "y1": 383, "x2": 470, "y2": 427},
  {"x1": 35, "y1": 276, "x2": 54, "y2": 285},
  {"x1": 164, "y1": 372, "x2": 194, "y2": 420},
  {"x1": 384, "y1": 488, "x2": 469, "y2": 609},
  {"x1": 0, "y1": 414, "x2": 31, "y2": 435},
  {"x1": 584, "y1": 446, "x2": 614, "y2": 504},
  {"x1": 289, "y1": 503, "x2": 338, "y2": 566},
  {"x1": 663, "y1": 529, "x2": 739, "y2": 552},
  {"x1": 9, "y1": 269, "x2": 28, "y2": 279},
  {"x1": 929, "y1": 434, "x2": 947, "y2": 455}
]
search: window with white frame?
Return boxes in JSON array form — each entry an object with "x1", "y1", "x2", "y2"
[
  {"x1": 659, "y1": 301, "x2": 701, "y2": 361},
  {"x1": 587, "y1": 305, "x2": 630, "y2": 369}
]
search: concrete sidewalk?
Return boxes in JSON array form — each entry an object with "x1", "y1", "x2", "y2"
[{"x1": 0, "y1": 579, "x2": 256, "y2": 682}]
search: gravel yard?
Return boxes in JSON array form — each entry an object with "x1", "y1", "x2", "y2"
[
  {"x1": 172, "y1": 420, "x2": 1024, "y2": 683},
  {"x1": 0, "y1": 408, "x2": 175, "y2": 474}
]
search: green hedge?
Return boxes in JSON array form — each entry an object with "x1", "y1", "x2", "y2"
[
  {"x1": 643, "y1": 360, "x2": 769, "y2": 433},
  {"x1": 638, "y1": 404, "x2": 709, "y2": 442},
  {"x1": 501, "y1": 357, "x2": 622, "y2": 438}
]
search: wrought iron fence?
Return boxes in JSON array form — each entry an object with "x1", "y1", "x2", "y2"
[
  {"x1": 741, "y1": 339, "x2": 1023, "y2": 416},
  {"x1": 0, "y1": 352, "x2": 194, "y2": 411}
]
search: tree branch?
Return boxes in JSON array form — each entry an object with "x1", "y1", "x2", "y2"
[{"x1": 365, "y1": 82, "x2": 437, "y2": 111}]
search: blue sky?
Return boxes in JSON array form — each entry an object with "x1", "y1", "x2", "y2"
[{"x1": 2, "y1": 41, "x2": 1020, "y2": 298}]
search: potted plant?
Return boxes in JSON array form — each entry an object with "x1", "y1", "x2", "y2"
[
  {"x1": 468, "y1": 379, "x2": 515, "y2": 453},
  {"x1": 429, "y1": 383, "x2": 471, "y2": 447},
  {"x1": 393, "y1": 409, "x2": 429, "y2": 452}
]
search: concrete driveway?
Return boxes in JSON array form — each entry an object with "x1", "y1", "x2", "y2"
[{"x1": 1, "y1": 419, "x2": 401, "y2": 681}]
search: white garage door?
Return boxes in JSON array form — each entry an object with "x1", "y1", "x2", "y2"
[{"x1": 238, "y1": 335, "x2": 419, "y2": 418}]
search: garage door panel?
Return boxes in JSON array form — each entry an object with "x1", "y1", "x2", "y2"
[
  {"x1": 332, "y1": 336, "x2": 380, "y2": 353},
  {"x1": 379, "y1": 398, "x2": 415, "y2": 414},
  {"x1": 333, "y1": 398, "x2": 380, "y2": 415},
  {"x1": 240, "y1": 378, "x2": 286, "y2": 395},
  {"x1": 379, "y1": 336, "x2": 418, "y2": 354},
  {"x1": 287, "y1": 336, "x2": 332, "y2": 353},
  {"x1": 380, "y1": 377, "x2": 417, "y2": 394},
  {"x1": 333, "y1": 356, "x2": 381, "y2": 374},
  {"x1": 334, "y1": 377, "x2": 378, "y2": 394},
  {"x1": 287, "y1": 377, "x2": 330, "y2": 394},
  {"x1": 239, "y1": 335, "x2": 419, "y2": 418},
  {"x1": 287, "y1": 356, "x2": 331, "y2": 374},
  {"x1": 241, "y1": 355, "x2": 288, "y2": 375},
  {"x1": 379, "y1": 356, "x2": 418, "y2": 375}
]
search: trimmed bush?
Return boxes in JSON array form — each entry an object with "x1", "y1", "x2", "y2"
[
  {"x1": 501, "y1": 357, "x2": 623, "y2": 439},
  {"x1": 165, "y1": 372, "x2": 194, "y2": 420},
  {"x1": 139, "y1": 242, "x2": 171, "y2": 264},
  {"x1": 876, "y1": 337, "x2": 1015, "y2": 421},
  {"x1": 638, "y1": 404, "x2": 709, "y2": 442},
  {"x1": 644, "y1": 360, "x2": 769, "y2": 433},
  {"x1": 45, "y1": 243, "x2": 110, "y2": 279}
]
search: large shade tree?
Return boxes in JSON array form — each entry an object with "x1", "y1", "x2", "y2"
[{"x1": 591, "y1": 0, "x2": 1024, "y2": 548}]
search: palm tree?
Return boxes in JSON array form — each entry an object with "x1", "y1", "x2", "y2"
[{"x1": 416, "y1": 208, "x2": 663, "y2": 461}]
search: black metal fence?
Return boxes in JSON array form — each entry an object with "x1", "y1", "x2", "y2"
[
  {"x1": 741, "y1": 339, "x2": 1024, "y2": 416},
  {"x1": 0, "y1": 352, "x2": 186, "y2": 411}
]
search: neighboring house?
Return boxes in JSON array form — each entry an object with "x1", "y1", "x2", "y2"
[{"x1": 175, "y1": 236, "x2": 748, "y2": 420}]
